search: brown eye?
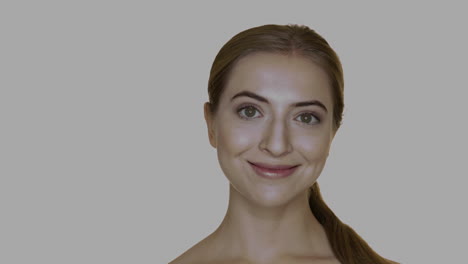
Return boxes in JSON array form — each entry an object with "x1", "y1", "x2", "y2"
[
  {"x1": 296, "y1": 113, "x2": 319, "y2": 125},
  {"x1": 238, "y1": 105, "x2": 261, "y2": 119}
]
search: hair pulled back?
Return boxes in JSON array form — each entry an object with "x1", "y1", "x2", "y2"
[{"x1": 206, "y1": 24, "x2": 398, "y2": 264}]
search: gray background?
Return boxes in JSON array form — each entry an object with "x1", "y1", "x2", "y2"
[{"x1": 1, "y1": 1, "x2": 466, "y2": 263}]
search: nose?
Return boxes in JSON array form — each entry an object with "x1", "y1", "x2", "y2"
[{"x1": 259, "y1": 117, "x2": 293, "y2": 157}]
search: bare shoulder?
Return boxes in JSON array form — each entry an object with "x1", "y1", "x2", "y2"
[
  {"x1": 167, "y1": 242, "x2": 207, "y2": 264},
  {"x1": 168, "y1": 237, "x2": 341, "y2": 264},
  {"x1": 169, "y1": 248, "x2": 342, "y2": 264},
  {"x1": 168, "y1": 237, "x2": 231, "y2": 264},
  {"x1": 170, "y1": 252, "x2": 340, "y2": 264},
  {"x1": 169, "y1": 252, "x2": 246, "y2": 264}
]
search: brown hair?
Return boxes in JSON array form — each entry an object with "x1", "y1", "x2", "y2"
[{"x1": 207, "y1": 24, "x2": 398, "y2": 264}]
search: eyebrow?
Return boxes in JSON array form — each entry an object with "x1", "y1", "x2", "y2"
[{"x1": 230, "y1": 91, "x2": 328, "y2": 113}]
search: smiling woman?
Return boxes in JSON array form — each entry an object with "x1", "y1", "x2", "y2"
[{"x1": 170, "y1": 24, "x2": 399, "y2": 264}]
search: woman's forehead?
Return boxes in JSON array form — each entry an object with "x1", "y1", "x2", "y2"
[{"x1": 222, "y1": 53, "x2": 333, "y2": 107}]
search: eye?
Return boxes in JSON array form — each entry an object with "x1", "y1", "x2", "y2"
[
  {"x1": 237, "y1": 105, "x2": 262, "y2": 119},
  {"x1": 295, "y1": 112, "x2": 320, "y2": 125}
]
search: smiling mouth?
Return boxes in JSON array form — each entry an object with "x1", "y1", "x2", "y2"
[{"x1": 248, "y1": 161, "x2": 299, "y2": 179}]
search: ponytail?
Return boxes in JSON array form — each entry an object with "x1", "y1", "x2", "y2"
[{"x1": 309, "y1": 183, "x2": 399, "y2": 264}]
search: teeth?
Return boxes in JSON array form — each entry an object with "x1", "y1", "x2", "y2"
[{"x1": 260, "y1": 171, "x2": 282, "y2": 177}]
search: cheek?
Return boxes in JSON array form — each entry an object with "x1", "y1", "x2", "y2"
[
  {"x1": 293, "y1": 131, "x2": 332, "y2": 160},
  {"x1": 215, "y1": 122, "x2": 260, "y2": 184},
  {"x1": 293, "y1": 132, "x2": 332, "y2": 186},
  {"x1": 216, "y1": 121, "x2": 259, "y2": 155}
]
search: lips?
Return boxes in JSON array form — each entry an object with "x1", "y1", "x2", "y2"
[{"x1": 248, "y1": 161, "x2": 299, "y2": 179}]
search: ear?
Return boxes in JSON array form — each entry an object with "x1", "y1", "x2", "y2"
[{"x1": 204, "y1": 102, "x2": 217, "y2": 148}]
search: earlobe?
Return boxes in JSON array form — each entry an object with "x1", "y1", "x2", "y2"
[{"x1": 204, "y1": 102, "x2": 217, "y2": 148}]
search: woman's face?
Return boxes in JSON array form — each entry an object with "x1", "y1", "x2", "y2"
[{"x1": 204, "y1": 52, "x2": 336, "y2": 207}]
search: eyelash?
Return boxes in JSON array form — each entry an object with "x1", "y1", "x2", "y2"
[{"x1": 236, "y1": 104, "x2": 321, "y2": 125}]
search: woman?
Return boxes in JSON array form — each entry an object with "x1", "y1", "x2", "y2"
[{"x1": 170, "y1": 24, "x2": 398, "y2": 264}]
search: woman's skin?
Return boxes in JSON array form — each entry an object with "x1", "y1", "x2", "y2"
[{"x1": 171, "y1": 53, "x2": 340, "y2": 264}]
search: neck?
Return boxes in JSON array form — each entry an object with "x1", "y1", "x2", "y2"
[{"x1": 209, "y1": 184, "x2": 332, "y2": 262}]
